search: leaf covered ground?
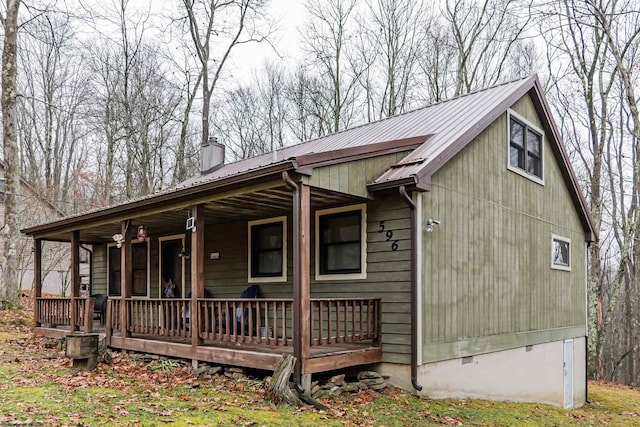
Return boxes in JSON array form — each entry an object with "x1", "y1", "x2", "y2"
[{"x1": 1, "y1": 309, "x2": 640, "y2": 426}]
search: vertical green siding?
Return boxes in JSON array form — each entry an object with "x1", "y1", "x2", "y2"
[
  {"x1": 421, "y1": 93, "x2": 587, "y2": 362},
  {"x1": 307, "y1": 151, "x2": 412, "y2": 198}
]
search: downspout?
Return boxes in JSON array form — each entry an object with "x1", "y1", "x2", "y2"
[
  {"x1": 282, "y1": 171, "x2": 305, "y2": 393},
  {"x1": 400, "y1": 185, "x2": 423, "y2": 391},
  {"x1": 585, "y1": 241, "x2": 591, "y2": 404}
]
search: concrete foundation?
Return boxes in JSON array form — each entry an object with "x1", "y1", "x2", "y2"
[{"x1": 377, "y1": 337, "x2": 586, "y2": 408}]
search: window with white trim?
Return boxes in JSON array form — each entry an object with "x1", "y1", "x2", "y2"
[
  {"x1": 248, "y1": 216, "x2": 287, "y2": 282},
  {"x1": 509, "y1": 111, "x2": 543, "y2": 181},
  {"x1": 551, "y1": 235, "x2": 571, "y2": 271},
  {"x1": 316, "y1": 204, "x2": 367, "y2": 280}
]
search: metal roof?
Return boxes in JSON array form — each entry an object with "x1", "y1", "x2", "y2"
[
  {"x1": 179, "y1": 76, "x2": 537, "y2": 190},
  {"x1": 22, "y1": 74, "x2": 597, "y2": 242}
]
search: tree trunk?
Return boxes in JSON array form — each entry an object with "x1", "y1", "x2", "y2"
[
  {"x1": 266, "y1": 354, "x2": 301, "y2": 406},
  {"x1": 1, "y1": 0, "x2": 22, "y2": 308}
]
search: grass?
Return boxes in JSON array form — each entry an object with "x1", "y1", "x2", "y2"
[{"x1": 2, "y1": 309, "x2": 640, "y2": 426}]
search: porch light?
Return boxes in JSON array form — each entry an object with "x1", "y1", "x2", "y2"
[
  {"x1": 178, "y1": 247, "x2": 190, "y2": 259},
  {"x1": 137, "y1": 225, "x2": 148, "y2": 241},
  {"x1": 425, "y1": 219, "x2": 441, "y2": 233}
]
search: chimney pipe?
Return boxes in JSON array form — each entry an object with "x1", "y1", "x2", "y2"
[{"x1": 201, "y1": 136, "x2": 225, "y2": 175}]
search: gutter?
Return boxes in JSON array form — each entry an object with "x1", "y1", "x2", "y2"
[
  {"x1": 399, "y1": 185, "x2": 423, "y2": 392},
  {"x1": 282, "y1": 171, "x2": 305, "y2": 394},
  {"x1": 22, "y1": 160, "x2": 299, "y2": 236}
]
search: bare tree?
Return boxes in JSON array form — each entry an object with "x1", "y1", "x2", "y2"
[
  {"x1": 18, "y1": 12, "x2": 92, "y2": 210},
  {"x1": 443, "y1": 0, "x2": 532, "y2": 96},
  {"x1": 541, "y1": 0, "x2": 640, "y2": 384},
  {"x1": 358, "y1": 0, "x2": 429, "y2": 119},
  {"x1": 301, "y1": 0, "x2": 361, "y2": 133},
  {"x1": 0, "y1": 0, "x2": 22, "y2": 308},
  {"x1": 180, "y1": 0, "x2": 271, "y2": 149}
]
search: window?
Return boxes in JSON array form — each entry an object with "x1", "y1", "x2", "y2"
[
  {"x1": 108, "y1": 242, "x2": 149, "y2": 296},
  {"x1": 509, "y1": 112, "x2": 543, "y2": 181},
  {"x1": 551, "y1": 235, "x2": 571, "y2": 271},
  {"x1": 316, "y1": 204, "x2": 367, "y2": 280},
  {"x1": 248, "y1": 216, "x2": 286, "y2": 282}
]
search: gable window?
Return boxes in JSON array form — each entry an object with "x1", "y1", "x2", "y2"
[
  {"x1": 551, "y1": 235, "x2": 571, "y2": 271},
  {"x1": 108, "y1": 242, "x2": 149, "y2": 297},
  {"x1": 248, "y1": 216, "x2": 286, "y2": 282},
  {"x1": 509, "y1": 111, "x2": 543, "y2": 181},
  {"x1": 316, "y1": 204, "x2": 367, "y2": 280}
]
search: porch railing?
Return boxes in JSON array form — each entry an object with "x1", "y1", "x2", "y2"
[
  {"x1": 108, "y1": 298, "x2": 191, "y2": 338},
  {"x1": 311, "y1": 298, "x2": 381, "y2": 346},
  {"x1": 106, "y1": 297, "x2": 381, "y2": 348},
  {"x1": 35, "y1": 297, "x2": 93, "y2": 332},
  {"x1": 198, "y1": 298, "x2": 294, "y2": 346}
]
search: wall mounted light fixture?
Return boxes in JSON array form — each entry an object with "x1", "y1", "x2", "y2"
[
  {"x1": 137, "y1": 225, "x2": 148, "y2": 241},
  {"x1": 426, "y1": 219, "x2": 441, "y2": 233}
]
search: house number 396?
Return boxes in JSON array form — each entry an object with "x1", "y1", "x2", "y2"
[{"x1": 378, "y1": 221, "x2": 399, "y2": 251}]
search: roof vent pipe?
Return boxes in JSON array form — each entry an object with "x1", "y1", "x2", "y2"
[{"x1": 201, "y1": 136, "x2": 225, "y2": 175}]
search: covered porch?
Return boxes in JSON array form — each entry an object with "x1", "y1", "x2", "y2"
[{"x1": 27, "y1": 169, "x2": 385, "y2": 385}]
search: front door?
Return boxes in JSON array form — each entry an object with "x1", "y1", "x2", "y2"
[{"x1": 159, "y1": 236, "x2": 185, "y2": 298}]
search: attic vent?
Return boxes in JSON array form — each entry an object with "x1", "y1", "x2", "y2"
[
  {"x1": 390, "y1": 157, "x2": 425, "y2": 168},
  {"x1": 201, "y1": 137, "x2": 225, "y2": 175}
]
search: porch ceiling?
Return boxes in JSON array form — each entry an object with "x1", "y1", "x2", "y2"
[{"x1": 43, "y1": 185, "x2": 364, "y2": 243}]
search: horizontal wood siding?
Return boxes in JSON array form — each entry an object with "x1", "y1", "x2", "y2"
[
  {"x1": 91, "y1": 244, "x2": 107, "y2": 295},
  {"x1": 307, "y1": 152, "x2": 412, "y2": 198},
  {"x1": 89, "y1": 198, "x2": 411, "y2": 363},
  {"x1": 421, "y1": 93, "x2": 587, "y2": 362},
  {"x1": 312, "y1": 197, "x2": 411, "y2": 364}
]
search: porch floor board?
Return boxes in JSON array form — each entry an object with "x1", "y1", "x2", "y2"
[{"x1": 110, "y1": 332, "x2": 382, "y2": 373}]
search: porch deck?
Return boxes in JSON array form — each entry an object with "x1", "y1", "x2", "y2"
[{"x1": 34, "y1": 296, "x2": 382, "y2": 374}]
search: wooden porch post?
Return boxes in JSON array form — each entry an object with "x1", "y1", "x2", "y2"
[
  {"x1": 70, "y1": 231, "x2": 80, "y2": 332},
  {"x1": 298, "y1": 184, "x2": 311, "y2": 389},
  {"x1": 120, "y1": 221, "x2": 132, "y2": 338},
  {"x1": 33, "y1": 238, "x2": 42, "y2": 327},
  {"x1": 191, "y1": 204, "x2": 205, "y2": 354},
  {"x1": 286, "y1": 173, "x2": 312, "y2": 388}
]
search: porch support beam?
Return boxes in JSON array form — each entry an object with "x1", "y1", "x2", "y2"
[
  {"x1": 70, "y1": 231, "x2": 80, "y2": 332},
  {"x1": 299, "y1": 184, "x2": 311, "y2": 381},
  {"x1": 283, "y1": 172, "x2": 311, "y2": 390},
  {"x1": 120, "y1": 220, "x2": 132, "y2": 338},
  {"x1": 33, "y1": 239, "x2": 42, "y2": 327},
  {"x1": 191, "y1": 204, "x2": 205, "y2": 352}
]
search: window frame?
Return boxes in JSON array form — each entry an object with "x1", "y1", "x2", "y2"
[
  {"x1": 158, "y1": 234, "x2": 186, "y2": 298},
  {"x1": 106, "y1": 240, "x2": 150, "y2": 298},
  {"x1": 248, "y1": 216, "x2": 287, "y2": 283},
  {"x1": 507, "y1": 109, "x2": 545, "y2": 185},
  {"x1": 551, "y1": 234, "x2": 571, "y2": 271},
  {"x1": 315, "y1": 204, "x2": 367, "y2": 281}
]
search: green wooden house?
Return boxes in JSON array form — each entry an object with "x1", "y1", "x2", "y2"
[{"x1": 23, "y1": 75, "x2": 595, "y2": 408}]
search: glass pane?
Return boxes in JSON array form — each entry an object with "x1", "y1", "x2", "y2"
[
  {"x1": 251, "y1": 222, "x2": 283, "y2": 277},
  {"x1": 510, "y1": 119, "x2": 524, "y2": 147},
  {"x1": 258, "y1": 250, "x2": 282, "y2": 275},
  {"x1": 323, "y1": 212, "x2": 360, "y2": 243},
  {"x1": 553, "y1": 239, "x2": 570, "y2": 267},
  {"x1": 132, "y1": 270, "x2": 147, "y2": 296},
  {"x1": 325, "y1": 242, "x2": 361, "y2": 272},
  {"x1": 258, "y1": 224, "x2": 282, "y2": 249},
  {"x1": 109, "y1": 273, "x2": 121, "y2": 295},
  {"x1": 510, "y1": 145, "x2": 525, "y2": 169},
  {"x1": 109, "y1": 246, "x2": 121, "y2": 270},
  {"x1": 528, "y1": 130, "x2": 541, "y2": 155},
  {"x1": 527, "y1": 154, "x2": 541, "y2": 177},
  {"x1": 133, "y1": 245, "x2": 147, "y2": 269}
]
